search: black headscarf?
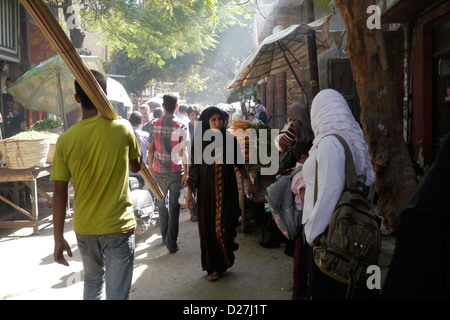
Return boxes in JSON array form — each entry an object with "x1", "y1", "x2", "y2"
[
  {"x1": 194, "y1": 106, "x2": 225, "y2": 147},
  {"x1": 192, "y1": 106, "x2": 243, "y2": 164},
  {"x1": 188, "y1": 106, "x2": 230, "y2": 190},
  {"x1": 198, "y1": 106, "x2": 224, "y2": 134}
]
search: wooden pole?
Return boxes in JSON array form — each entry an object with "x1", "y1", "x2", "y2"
[
  {"x1": 305, "y1": 0, "x2": 320, "y2": 99},
  {"x1": 20, "y1": 0, "x2": 164, "y2": 200},
  {"x1": 0, "y1": 194, "x2": 36, "y2": 221},
  {"x1": 20, "y1": 0, "x2": 118, "y2": 121}
]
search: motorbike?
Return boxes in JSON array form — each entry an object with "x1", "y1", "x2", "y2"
[{"x1": 129, "y1": 174, "x2": 159, "y2": 238}]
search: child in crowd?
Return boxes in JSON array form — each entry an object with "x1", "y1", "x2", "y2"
[
  {"x1": 291, "y1": 140, "x2": 313, "y2": 211},
  {"x1": 247, "y1": 112, "x2": 260, "y2": 124}
]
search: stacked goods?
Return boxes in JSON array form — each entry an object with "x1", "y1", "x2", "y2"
[
  {"x1": 0, "y1": 131, "x2": 51, "y2": 169},
  {"x1": 230, "y1": 120, "x2": 252, "y2": 164},
  {"x1": 230, "y1": 120, "x2": 250, "y2": 131},
  {"x1": 40, "y1": 132, "x2": 60, "y2": 163},
  {"x1": 230, "y1": 120, "x2": 274, "y2": 167}
]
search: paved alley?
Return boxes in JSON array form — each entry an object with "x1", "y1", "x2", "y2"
[{"x1": 0, "y1": 208, "x2": 294, "y2": 301}]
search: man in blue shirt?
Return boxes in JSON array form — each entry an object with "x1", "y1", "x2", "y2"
[{"x1": 255, "y1": 99, "x2": 268, "y2": 124}]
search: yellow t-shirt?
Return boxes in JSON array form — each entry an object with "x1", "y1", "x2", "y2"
[{"x1": 50, "y1": 115, "x2": 140, "y2": 235}]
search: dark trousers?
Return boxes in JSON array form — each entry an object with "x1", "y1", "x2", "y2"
[{"x1": 291, "y1": 230, "x2": 308, "y2": 300}]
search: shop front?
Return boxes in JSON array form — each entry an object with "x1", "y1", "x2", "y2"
[
  {"x1": 0, "y1": 0, "x2": 21, "y2": 139},
  {"x1": 1, "y1": 1, "x2": 58, "y2": 139},
  {"x1": 380, "y1": 0, "x2": 450, "y2": 168}
]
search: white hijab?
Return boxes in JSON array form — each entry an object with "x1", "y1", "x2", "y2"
[{"x1": 310, "y1": 89, "x2": 376, "y2": 186}]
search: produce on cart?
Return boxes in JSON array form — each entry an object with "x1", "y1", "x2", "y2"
[
  {"x1": 230, "y1": 119, "x2": 275, "y2": 168},
  {"x1": 29, "y1": 119, "x2": 62, "y2": 133},
  {"x1": 229, "y1": 120, "x2": 278, "y2": 232}
]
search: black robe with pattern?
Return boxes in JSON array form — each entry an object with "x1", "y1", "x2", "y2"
[{"x1": 187, "y1": 126, "x2": 247, "y2": 275}]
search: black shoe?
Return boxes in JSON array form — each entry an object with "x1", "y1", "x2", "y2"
[{"x1": 168, "y1": 246, "x2": 179, "y2": 253}]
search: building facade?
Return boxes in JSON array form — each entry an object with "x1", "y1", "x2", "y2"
[
  {"x1": 0, "y1": 0, "x2": 59, "y2": 138},
  {"x1": 380, "y1": 0, "x2": 450, "y2": 169}
]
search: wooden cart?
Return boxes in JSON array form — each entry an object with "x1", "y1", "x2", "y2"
[
  {"x1": 0, "y1": 165, "x2": 53, "y2": 234},
  {"x1": 237, "y1": 164, "x2": 278, "y2": 233}
]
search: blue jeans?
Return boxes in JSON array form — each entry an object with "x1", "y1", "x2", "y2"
[
  {"x1": 155, "y1": 172, "x2": 182, "y2": 251},
  {"x1": 75, "y1": 231, "x2": 135, "y2": 300}
]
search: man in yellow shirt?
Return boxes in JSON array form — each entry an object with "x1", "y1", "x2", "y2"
[{"x1": 51, "y1": 70, "x2": 141, "y2": 300}]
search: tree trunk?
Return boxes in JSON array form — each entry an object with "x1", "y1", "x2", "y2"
[{"x1": 335, "y1": 0, "x2": 418, "y2": 234}]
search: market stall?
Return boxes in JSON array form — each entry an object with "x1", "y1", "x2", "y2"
[
  {"x1": 237, "y1": 164, "x2": 278, "y2": 233},
  {"x1": 0, "y1": 165, "x2": 52, "y2": 234},
  {"x1": 0, "y1": 129, "x2": 59, "y2": 234},
  {"x1": 230, "y1": 120, "x2": 279, "y2": 232}
]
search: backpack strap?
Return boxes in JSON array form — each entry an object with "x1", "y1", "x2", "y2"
[
  {"x1": 313, "y1": 134, "x2": 359, "y2": 204},
  {"x1": 314, "y1": 161, "x2": 318, "y2": 205},
  {"x1": 330, "y1": 134, "x2": 358, "y2": 189}
]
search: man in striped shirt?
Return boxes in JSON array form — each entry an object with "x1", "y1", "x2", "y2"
[{"x1": 148, "y1": 93, "x2": 189, "y2": 253}]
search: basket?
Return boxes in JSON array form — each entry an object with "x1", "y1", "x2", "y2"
[
  {"x1": 44, "y1": 127, "x2": 63, "y2": 134},
  {"x1": 46, "y1": 143, "x2": 56, "y2": 163},
  {"x1": 0, "y1": 138, "x2": 50, "y2": 169}
]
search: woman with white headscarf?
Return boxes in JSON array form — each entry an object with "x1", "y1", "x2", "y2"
[{"x1": 301, "y1": 89, "x2": 377, "y2": 300}]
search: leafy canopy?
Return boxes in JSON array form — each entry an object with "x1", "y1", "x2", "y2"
[{"x1": 43, "y1": 1, "x2": 255, "y2": 104}]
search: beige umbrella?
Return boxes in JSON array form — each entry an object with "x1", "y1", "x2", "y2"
[{"x1": 228, "y1": 15, "x2": 333, "y2": 90}]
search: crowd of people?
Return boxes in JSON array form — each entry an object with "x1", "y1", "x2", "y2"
[
  {"x1": 49, "y1": 70, "x2": 375, "y2": 300},
  {"x1": 135, "y1": 96, "x2": 257, "y2": 281},
  {"x1": 49, "y1": 69, "x2": 260, "y2": 300},
  {"x1": 49, "y1": 69, "x2": 448, "y2": 300}
]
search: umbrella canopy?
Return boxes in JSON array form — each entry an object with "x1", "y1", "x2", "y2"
[
  {"x1": 228, "y1": 15, "x2": 333, "y2": 89},
  {"x1": 107, "y1": 77, "x2": 132, "y2": 108},
  {"x1": 7, "y1": 54, "x2": 105, "y2": 120}
]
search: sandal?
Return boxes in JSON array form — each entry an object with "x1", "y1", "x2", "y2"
[{"x1": 207, "y1": 271, "x2": 221, "y2": 282}]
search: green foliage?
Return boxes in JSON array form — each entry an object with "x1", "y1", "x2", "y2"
[
  {"x1": 77, "y1": 0, "x2": 249, "y2": 64},
  {"x1": 103, "y1": 50, "x2": 165, "y2": 95},
  {"x1": 161, "y1": 18, "x2": 254, "y2": 105},
  {"x1": 28, "y1": 119, "x2": 62, "y2": 131},
  {"x1": 97, "y1": 0, "x2": 255, "y2": 104}
]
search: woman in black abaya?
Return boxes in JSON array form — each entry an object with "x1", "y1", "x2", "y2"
[{"x1": 186, "y1": 106, "x2": 255, "y2": 282}]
